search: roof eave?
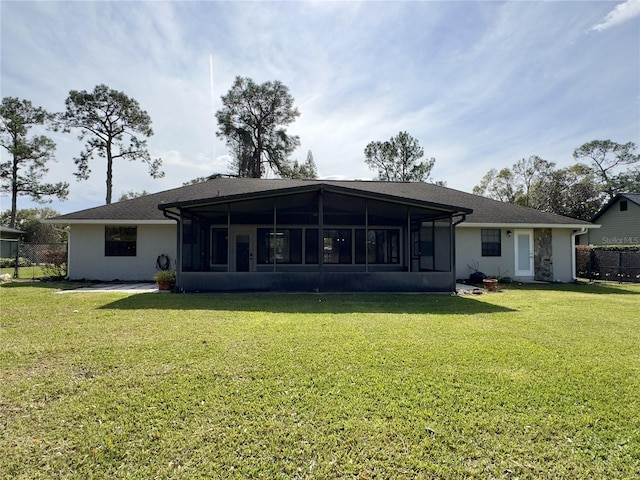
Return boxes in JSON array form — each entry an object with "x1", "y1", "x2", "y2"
[
  {"x1": 42, "y1": 219, "x2": 174, "y2": 225},
  {"x1": 458, "y1": 222, "x2": 599, "y2": 229}
]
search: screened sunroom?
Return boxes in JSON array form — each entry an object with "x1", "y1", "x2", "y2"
[{"x1": 160, "y1": 183, "x2": 470, "y2": 292}]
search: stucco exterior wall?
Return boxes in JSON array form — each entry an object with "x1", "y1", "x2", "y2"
[
  {"x1": 455, "y1": 227, "x2": 514, "y2": 280},
  {"x1": 550, "y1": 228, "x2": 574, "y2": 283},
  {"x1": 456, "y1": 227, "x2": 576, "y2": 282},
  {"x1": 66, "y1": 223, "x2": 578, "y2": 284},
  {"x1": 68, "y1": 224, "x2": 176, "y2": 281}
]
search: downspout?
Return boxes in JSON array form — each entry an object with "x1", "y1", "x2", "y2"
[{"x1": 571, "y1": 227, "x2": 588, "y2": 281}]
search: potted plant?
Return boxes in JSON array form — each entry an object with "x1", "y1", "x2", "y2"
[
  {"x1": 154, "y1": 270, "x2": 176, "y2": 292},
  {"x1": 482, "y1": 276, "x2": 498, "y2": 292}
]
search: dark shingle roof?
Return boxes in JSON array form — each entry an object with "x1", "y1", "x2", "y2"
[{"x1": 47, "y1": 178, "x2": 592, "y2": 226}]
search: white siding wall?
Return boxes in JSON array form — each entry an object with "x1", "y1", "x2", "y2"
[{"x1": 68, "y1": 224, "x2": 176, "y2": 281}]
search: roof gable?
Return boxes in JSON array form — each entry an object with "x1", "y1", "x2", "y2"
[
  {"x1": 159, "y1": 180, "x2": 473, "y2": 215},
  {"x1": 592, "y1": 193, "x2": 640, "y2": 222}
]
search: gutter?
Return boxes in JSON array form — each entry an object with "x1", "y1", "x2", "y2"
[
  {"x1": 162, "y1": 209, "x2": 181, "y2": 222},
  {"x1": 571, "y1": 227, "x2": 589, "y2": 281},
  {"x1": 452, "y1": 214, "x2": 467, "y2": 227}
]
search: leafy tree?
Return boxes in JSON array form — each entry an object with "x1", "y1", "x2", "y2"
[
  {"x1": 118, "y1": 190, "x2": 150, "y2": 201},
  {"x1": 473, "y1": 156, "x2": 555, "y2": 207},
  {"x1": 0, "y1": 97, "x2": 69, "y2": 228},
  {"x1": 609, "y1": 166, "x2": 640, "y2": 194},
  {"x1": 512, "y1": 156, "x2": 555, "y2": 207},
  {"x1": 529, "y1": 164, "x2": 602, "y2": 221},
  {"x1": 573, "y1": 140, "x2": 640, "y2": 199},
  {"x1": 182, "y1": 173, "x2": 235, "y2": 186},
  {"x1": 282, "y1": 150, "x2": 318, "y2": 179},
  {"x1": 473, "y1": 152, "x2": 615, "y2": 219},
  {"x1": 59, "y1": 84, "x2": 163, "y2": 205},
  {"x1": 473, "y1": 168, "x2": 519, "y2": 203},
  {"x1": 183, "y1": 176, "x2": 213, "y2": 186},
  {"x1": 364, "y1": 131, "x2": 434, "y2": 182},
  {"x1": 216, "y1": 76, "x2": 300, "y2": 178},
  {"x1": 0, "y1": 207, "x2": 67, "y2": 243}
]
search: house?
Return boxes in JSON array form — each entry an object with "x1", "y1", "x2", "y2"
[
  {"x1": 0, "y1": 225, "x2": 24, "y2": 259},
  {"x1": 587, "y1": 193, "x2": 640, "y2": 246},
  {"x1": 45, "y1": 178, "x2": 595, "y2": 292}
]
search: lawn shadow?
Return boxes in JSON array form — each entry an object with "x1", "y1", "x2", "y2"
[
  {"x1": 99, "y1": 292, "x2": 517, "y2": 315},
  {"x1": 0, "y1": 280, "x2": 89, "y2": 290}
]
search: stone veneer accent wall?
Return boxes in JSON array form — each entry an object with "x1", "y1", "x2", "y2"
[{"x1": 534, "y1": 228, "x2": 553, "y2": 281}]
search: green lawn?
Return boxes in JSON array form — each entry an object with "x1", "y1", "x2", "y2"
[
  {"x1": 1, "y1": 266, "x2": 49, "y2": 280},
  {"x1": 1, "y1": 282, "x2": 639, "y2": 479}
]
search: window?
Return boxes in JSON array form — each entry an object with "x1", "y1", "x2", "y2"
[
  {"x1": 105, "y1": 226, "x2": 136, "y2": 256},
  {"x1": 620, "y1": 200, "x2": 628, "y2": 211},
  {"x1": 323, "y1": 229, "x2": 352, "y2": 264},
  {"x1": 257, "y1": 228, "x2": 302, "y2": 264},
  {"x1": 211, "y1": 228, "x2": 228, "y2": 265},
  {"x1": 481, "y1": 229, "x2": 501, "y2": 256}
]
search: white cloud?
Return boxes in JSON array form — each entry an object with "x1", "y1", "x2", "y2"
[
  {"x1": 591, "y1": 0, "x2": 640, "y2": 32},
  {"x1": 1, "y1": 1, "x2": 638, "y2": 214}
]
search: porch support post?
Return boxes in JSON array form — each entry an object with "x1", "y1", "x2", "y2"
[
  {"x1": 407, "y1": 207, "x2": 411, "y2": 272},
  {"x1": 365, "y1": 199, "x2": 369, "y2": 273},
  {"x1": 318, "y1": 188, "x2": 324, "y2": 274},
  {"x1": 273, "y1": 198, "x2": 277, "y2": 272},
  {"x1": 226, "y1": 204, "x2": 230, "y2": 272}
]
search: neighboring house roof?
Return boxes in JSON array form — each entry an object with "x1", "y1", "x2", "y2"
[
  {"x1": 0, "y1": 225, "x2": 25, "y2": 236},
  {"x1": 45, "y1": 178, "x2": 593, "y2": 227},
  {"x1": 591, "y1": 193, "x2": 640, "y2": 222}
]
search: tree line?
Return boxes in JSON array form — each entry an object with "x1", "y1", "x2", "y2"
[
  {"x1": 2, "y1": 76, "x2": 638, "y2": 232},
  {"x1": 1, "y1": 85, "x2": 162, "y2": 228},
  {"x1": 472, "y1": 141, "x2": 639, "y2": 220}
]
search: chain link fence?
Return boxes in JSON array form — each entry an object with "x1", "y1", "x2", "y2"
[
  {"x1": 576, "y1": 245, "x2": 640, "y2": 283},
  {"x1": 0, "y1": 241, "x2": 68, "y2": 279}
]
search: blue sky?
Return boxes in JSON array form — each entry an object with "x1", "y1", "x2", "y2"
[{"x1": 1, "y1": 0, "x2": 639, "y2": 214}]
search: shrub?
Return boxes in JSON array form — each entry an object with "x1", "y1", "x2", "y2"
[
  {"x1": 41, "y1": 249, "x2": 67, "y2": 280},
  {"x1": 0, "y1": 257, "x2": 32, "y2": 268}
]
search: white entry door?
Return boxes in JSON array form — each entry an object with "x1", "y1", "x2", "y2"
[{"x1": 515, "y1": 229, "x2": 534, "y2": 277}]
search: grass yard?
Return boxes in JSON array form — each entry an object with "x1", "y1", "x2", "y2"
[
  {"x1": 1, "y1": 266, "x2": 49, "y2": 280},
  {"x1": 1, "y1": 282, "x2": 639, "y2": 479}
]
